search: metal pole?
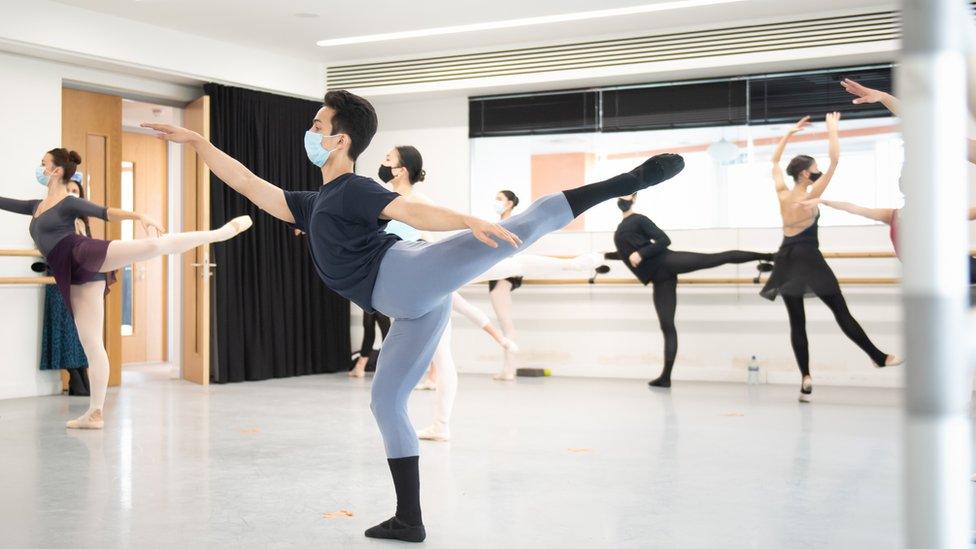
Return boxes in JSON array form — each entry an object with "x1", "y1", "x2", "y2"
[{"x1": 899, "y1": 1, "x2": 972, "y2": 547}]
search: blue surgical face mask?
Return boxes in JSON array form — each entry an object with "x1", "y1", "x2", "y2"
[
  {"x1": 304, "y1": 130, "x2": 339, "y2": 167},
  {"x1": 36, "y1": 166, "x2": 50, "y2": 186}
]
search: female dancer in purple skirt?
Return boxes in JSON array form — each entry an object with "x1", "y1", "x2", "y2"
[{"x1": 0, "y1": 147, "x2": 252, "y2": 429}]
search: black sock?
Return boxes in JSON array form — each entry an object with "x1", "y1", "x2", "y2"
[
  {"x1": 562, "y1": 153, "x2": 684, "y2": 217},
  {"x1": 388, "y1": 456, "x2": 422, "y2": 526}
]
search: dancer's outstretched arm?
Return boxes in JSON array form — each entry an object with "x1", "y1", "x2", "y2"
[
  {"x1": 841, "y1": 79, "x2": 901, "y2": 116},
  {"x1": 771, "y1": 116, "x2": 809, "y2": 194},
  {"x1": 142, "y1": 123, "x2": 294, "y2": 223},
  {"x1": 801, "y1": 198, "x2": 895, "y2": 224},
  {"x1": 0, "y1": 196, "x2": 38, "y2": 216},
  {"x1": 381, "y1": 198, "x2": 521, "y2": 249},
  {"x1": 806, "y1": 112, "x2": 842, "y2": 199}
]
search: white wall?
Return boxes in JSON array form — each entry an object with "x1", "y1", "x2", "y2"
[
  {"x1": 0, "y1": 0, "x2": 324, "y2": 100},
  {"x1": 0, "y1": 52, "x2": 66, "y2": 399},
  {"x1": 348, "y1": 94, "x2": 976, "y2": 389},
  {"x1": 0, "y1": 50, "x2": 206, "y2": 399}
]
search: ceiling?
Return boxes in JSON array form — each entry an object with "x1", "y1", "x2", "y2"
[{"x1": 52, "y1": 0, "x2": 896, "y2": 64}]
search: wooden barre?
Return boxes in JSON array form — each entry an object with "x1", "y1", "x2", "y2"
[
  {"x1": 477, "y1": 277, "x2": 901, "y2": 286},
  {"x1": 551, "y1": 251, "x2": 976, "y2": 260},
  {"x1": 0, "y1": 249, "x2": 43, "y2": 258},
  {"x1": 0, "y1": 276, "x2": 55, "y2": 285}
]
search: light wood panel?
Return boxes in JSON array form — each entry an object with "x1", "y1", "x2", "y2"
[
  {"x1": 61, "y1": 88, "x2": 123, "y2": 387},
  {"x1": 121, "y1": 131, "x2": 168, "y2": 364},
  {"x1": 181, "y1": 96, "x2": 211, "y2": 385}
]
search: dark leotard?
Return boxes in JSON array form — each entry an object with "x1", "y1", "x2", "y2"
[{"x1": 0, "y1": 195, "x2": 115, "y2": 315}]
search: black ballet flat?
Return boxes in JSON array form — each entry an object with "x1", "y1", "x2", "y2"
[
  {"x1": 364, "y1": 516, "x2": 426, "y2": 543},
  {"x1": 753, "y1": 261, "x2": 774, "y2": 284},
  {"x1": 31, "y1": 261, "x2": 49, "y2": 273}
]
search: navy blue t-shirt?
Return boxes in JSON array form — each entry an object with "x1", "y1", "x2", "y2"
[{"x1": 285, "y1": 173, "x2": 401, "y2": 312}]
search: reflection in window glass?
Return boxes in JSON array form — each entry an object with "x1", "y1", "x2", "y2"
[
  {"x1": 470, "y1": 117, "x2": 903, "y2": 231},
  {"x1": 120, "y1": 161, "x2": 134, "y2": 336}
]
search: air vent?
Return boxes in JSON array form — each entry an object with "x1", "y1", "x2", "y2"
[{"x1": 326, "y1": 10, "x2": 898, "y2": 90}]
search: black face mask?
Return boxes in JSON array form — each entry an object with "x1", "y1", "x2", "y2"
[
  {"x1": 377, "y1": 165, "x2": 395, "y2": 183},
  {"x1": 808, "y1": 171, "x2": 823, "y2": 182},
  {"x1": 617, "y1": 198, "x2": 633, "y2": 212}
]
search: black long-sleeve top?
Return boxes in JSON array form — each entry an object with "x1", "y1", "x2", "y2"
[
  {"x1": 611, "y1": 213, "x2": 671, "y2": 285},
  {"x1": 0, "y1": 196, "x2": 107, "y2": 255}
]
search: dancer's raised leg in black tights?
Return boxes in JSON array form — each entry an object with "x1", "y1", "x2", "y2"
[
  {"x1": 647, "y1": 250, "x2": 773, "y2": 387},
  {"x1": 783, "y1": 292, "x2": 889, "y2": 401}
]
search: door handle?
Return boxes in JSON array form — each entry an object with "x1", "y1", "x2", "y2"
[{"x1": 192, "y1": 262, "x2": 217, "y2": 279}]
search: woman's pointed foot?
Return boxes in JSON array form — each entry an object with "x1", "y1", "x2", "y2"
[
  {"x1": 880, "y1": 354, "x2": 903, "y2": 368},
  {"x1": 417, "y1": 423, "x2": 450, "y2": 442},
  {"x1": 364, "y1": 516, "x2": 426, "y2": 543},
  {"x1": 492, "y1": 372, "x2": 516, "y2": 381},
  {"x1": 648, "y1": 376, "x2": 672, "y2": 388},
  {"x1": 629, "y1": 153, "x2": 685, "y2": 189},
  {"x1": 66, "y1": 409, "x2": 103, "y2": 430},
  {"x1": 798, "y1": 375, "x2": 813, "y2": 403},
  {"x1": 500, "y1": 337, "x2": 520, "y2": 354}
]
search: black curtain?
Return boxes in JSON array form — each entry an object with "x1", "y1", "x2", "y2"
[{"x1": 205, "y1": 83, "x2": 350, "y2": 383}]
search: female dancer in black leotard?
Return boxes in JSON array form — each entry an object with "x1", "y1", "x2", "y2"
[
  {"x1": 611, "y1": 193, "x2": 773, "y2": 388},
  {"x1": 762, "y1": 113, "x2": 901, "y2": 402},
  {"x1": 0, "y1": 148, "x2": 252, "y2": 429}
]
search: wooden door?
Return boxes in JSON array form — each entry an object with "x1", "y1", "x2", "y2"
[
  {"x1": 181, "y1": 96, "x2": 211, "y2": 385},
  {"x1": 61, "y1": 88, "x2": 123, "y2": 387},
  {"x1": 121, "y1": 131, "x2": 168, "y2": 364}
]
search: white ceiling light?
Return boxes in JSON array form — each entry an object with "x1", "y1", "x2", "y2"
[
  {"x1": 317, "y1": 0, "x2": 752, "y2": 47},
  {"x1": 707, "y1": 138, "x2": 740, "y2": 163}
]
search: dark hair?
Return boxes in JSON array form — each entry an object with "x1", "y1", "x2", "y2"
[
  {"x1": 48, "y1": 148, "x2": 82, "y2": 183},
  {"x1": 323, "y1": 90, "x2": 377, "y2": 161},
  {"x1": 66, "y1": 179, "x2": 93, "y2": 237},
  {"x1": 395, "y1": 145, "x2": 425, "y2": 184},
  {"x1": 785, "y1": 154, "x2": 815, "y2": 181},
  {"x1": 499, "y1": 190, "x2": 519, "y2": 208}
]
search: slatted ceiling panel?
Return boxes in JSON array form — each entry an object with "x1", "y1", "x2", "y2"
[
  {"x1": 470, "y1": 91, "x2": 599, "y2": 137},
  {"x1": 603, "y1": 80, "x2": 748, "y2": 132},
  {"x1": 749, "y1": 66, "x2": 894, "y2": 124},
  {"x1": 325, "y1": 10, "x2": 900, "y2": 89}
]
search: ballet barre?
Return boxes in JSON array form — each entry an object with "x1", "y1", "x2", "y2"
[
  {"x1": 549, "y1": 250, "x2": 976, "y2": 260},
  {"x1": 0, "y1": 276, "x2": 55, "y2": 285},
  {"x1": 0, "y1": 248, "x2": 52, "y2": 285},
  {"x1": 500, "y1": 277, "x2": 899, "y2": 286},
  {"x1": 0, "y1": 248, "x2": 43, "y2": 257}
]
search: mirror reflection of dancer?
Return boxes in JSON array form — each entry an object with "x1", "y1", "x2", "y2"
[
  {"x1": 609, "y1": 194, "x2": 773, "y2": 388},
  {"x1": 378, "y1": 145, "x2": 512, "y2": 442},
  {"x1": 486, "y1": 190, "x2": 606, "y2": 381},
  {"x1": 0, "y1": 148, "x2": 251, "y2": 429},
  {"x1": 143, "y1": 90, "x2": 684, "y2": 542},
  {"x1": 762, "y1": 113, "x2": 901, "y2": 403},
  {"x1": 806, "y1": 79, "x2": 976, "y2": 291}
]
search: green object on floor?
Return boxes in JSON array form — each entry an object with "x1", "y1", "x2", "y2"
[{"x1": 516, "y1": 368, "x2": 551, "y2": 377}]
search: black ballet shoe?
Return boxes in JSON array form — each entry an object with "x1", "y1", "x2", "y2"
[
  {"x1": 364, "y1": 516, "x2": 426, "y2": 543},
  {"x1": 648, "y1": 376, "x2": 672, "y2": 388},
  {"x1": 628, "y1": 153, "x2": 685, "y2": 189},
  {"x1": 798, "y1": 376, "x2": 813, "y2": 403},
  {"x1": 31, "y1": 261, "x2": 49, "y2": 273},
  {"x1": 588, "y1": 264, "x2": 611, "y2": 284},
  {"x1": 754, "y1": 261, "x2": 774, "y2": 284}
]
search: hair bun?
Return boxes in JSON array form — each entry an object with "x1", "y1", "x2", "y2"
[
  {"x1": 68, "y1": 150, "x2": 82, "y2": 164},
  {"x1": 418, "y1": 169, "x2": 426, "y2": 182}
]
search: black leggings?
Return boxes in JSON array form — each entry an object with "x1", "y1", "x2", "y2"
[
  {"x1": 651, "y1": 250, "x2": 771, "y2": 380},
  {"x1": 782, "y1": 293, "x2": 888, "y2": 377},
  {"x1": 360, "y1": 311, "x2": 392, "y2": 357}
]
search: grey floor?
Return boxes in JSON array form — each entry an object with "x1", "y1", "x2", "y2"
[{"x1": 0, "y1": 366, "x2": 920, "y2": 548}]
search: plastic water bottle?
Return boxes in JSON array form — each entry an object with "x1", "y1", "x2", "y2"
[{"x1": 747, "y1": 355, "x2": 760, "y2": 385}]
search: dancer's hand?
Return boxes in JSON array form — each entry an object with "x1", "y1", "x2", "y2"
[
  {"x1": 789, "y1": 116, "x2": 811, "y2": 134},
  {"x1": 464, "y1": 216, "x2": 522, "y2": 248},
  {"x1": 825, "y1": 111, "x2": 841, "y2": 129},
  {"x1": 141, "y1": 123, "x2": 204, "y2": 144},
  {"x1": 138, "y1": 214, "x2": 166, "y2": 236},
  {"x1": 841, "y1": 79, "x2": 887, "y2": 105},
  {"x1": 629, "y1": 251, "x2": 642, "y2": 267}
]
